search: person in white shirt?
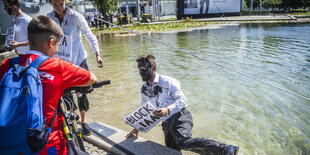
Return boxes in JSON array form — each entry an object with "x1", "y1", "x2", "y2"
[
  {"x1": 126, "y1": 54, "x2": 239, "y2": 155},
  {"x1": 48, "y1": 0, "x2": 104, "y2": 135},
  {"x1": 3, "y1": 0, "x2": 31, "y2": 55}
]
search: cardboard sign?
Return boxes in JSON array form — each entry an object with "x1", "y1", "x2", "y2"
[
  {"x1": 123, "y1": 102, "x2": 164, "y2": 133},
  {"x1": 54, "y1": 35, "x2": 72, "y2": 62},
  {"x1": 5, "y1": 25, "x2": 16, "y2": 48}
]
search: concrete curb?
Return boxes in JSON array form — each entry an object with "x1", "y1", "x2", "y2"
[{"x1": 82, "y1": 121, "x2": 181, "y2": 155}]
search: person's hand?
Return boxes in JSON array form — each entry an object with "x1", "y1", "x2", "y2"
[
  {"x1": 9, "y1": 41, "x2": 19, "y2": 49},
  {"x1": 125, "y1": 128, "x2": 139, "y2": 138},
  {"x1": 153, "y1": 107, "x2": 170, "y2": 118},
  {"x1": 96, "y1": 55, "x2": 104, "y2": 68},
  {"x1": 4, "y1": 47, "x2": 11, "y2": 52}
]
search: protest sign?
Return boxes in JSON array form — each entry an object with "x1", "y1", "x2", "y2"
[
  {"x1": 54, "y1": 35, "x2": 72, "y2": 62},
  {"x1": 5, "y1": 25, "x2": 16, "y2": 48},
  {"x1": 123, "y1": 101, "x2": 164, "y2": 133}
]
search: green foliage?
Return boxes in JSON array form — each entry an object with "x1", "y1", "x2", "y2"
[
  {"x1": 244, "y1": 0, "x2": 260, "y2": 9},
  {"x1": 243, "y1": 0, "x2": 310, "y2": 11},
  {"x1": 181, "y1": 17, "x2": 193, "y2": 22},
  {"x1": 101, "y1": 21, "x2": 212, "y2": 33},
  {"x1": 90, "y1": 0, "x2": 118, "y2": 15}
]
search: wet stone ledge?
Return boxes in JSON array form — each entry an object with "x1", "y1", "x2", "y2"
[{"x1": 84, "y1": 140, "x2": 113, "y2": 155}]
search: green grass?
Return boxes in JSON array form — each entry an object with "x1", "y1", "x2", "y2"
[
  {"x1": 288, "y1": 11, "x2": 310, "y2": 16},
  {"x1": 96, "y1": 21, "x2": 212, "y2": 33},
  {"x1": 92, "y1": 14, "x2": 310, "y2": 33}
]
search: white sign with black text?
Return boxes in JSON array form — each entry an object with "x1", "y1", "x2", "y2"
[
  {"x1": 5, "y1": 25, "x2": 16, "y2": 48},
  {"x1": 54, "y1": 35, "x2": 72, "y2": 62},
  {"x1": 123, "y1": 101, "x2": 164, "y2": 133}
]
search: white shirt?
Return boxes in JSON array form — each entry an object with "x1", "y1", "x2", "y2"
[
  {"x1": 47, "y1": 8, "x2": 99, "y2": 66},
  {"x1": 141, "y1": 73, "x2": 187, "y2": 121},
  {"x1": 6, "y1": 13, "x2": 32, "y2": 54}
]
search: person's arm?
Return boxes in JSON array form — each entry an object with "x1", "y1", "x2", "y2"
[
  {"x1": 61, "y1": 59, "x2": 97, "y2": 88},
  {"x1": 125, "y1": 128, "x2": 139, "y2": 138},
  {"x1": 126, "y1": 86, "x2": 147, "y2": 138},
  {"x1": 76, "y1": 72, "x2": 97, "y2": 87},
  {"x1": 77, "y1": 13, "x2": 104, "y2": 68},
  {"x1": 95, "y1": 52, "x2": 104, "y2": 68},
  {"x1": 155, "y1": 78, "x2": 187, "y2": 117},
  {"x1": 9, "y1": 40, "x2": 29, "y2": 49}
]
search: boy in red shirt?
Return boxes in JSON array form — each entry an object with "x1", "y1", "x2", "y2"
[{"x1": 0, "y1": 15, "x2": 97, "y2": 155}]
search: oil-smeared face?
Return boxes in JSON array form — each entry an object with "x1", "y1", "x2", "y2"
[
  {"x1": 51, "y1": 0, "x2": 65, "y2": 16},
  {"x1": 138, "y1": 60, "x2": 153, "y2": 82}
]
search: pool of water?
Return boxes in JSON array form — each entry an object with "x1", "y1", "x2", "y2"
[{"x1": 83, "y1": 23, "x2": 310, "y2": 154}]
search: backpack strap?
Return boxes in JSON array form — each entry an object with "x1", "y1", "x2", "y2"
[
  {"x1": 49, "y1": 103, "x2": 58, "y2": 128},
  {"x1": 30, "y1": 55, "x2": 50, "y2": 69},
  {"x1": 10, "y1": 57, "x2": 20, "y2": 69}
]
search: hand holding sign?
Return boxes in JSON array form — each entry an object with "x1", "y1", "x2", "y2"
[
  {"x1": 153, "y1": 107, "x2": 170, "y2": 117},
  {"x1": 123, "y1": 101, "x2": 164, "y2": 133}
]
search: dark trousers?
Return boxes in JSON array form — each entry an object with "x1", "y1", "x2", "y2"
[
  {"x1": 71, "y1": 59, "x2": 90, "y2": 112},
  {"x1": 200, "y1": 0, "x2": 209, "y2": 14},
  {"x1": 162, "y1": 109, "x2": 226, "y2": 155}
]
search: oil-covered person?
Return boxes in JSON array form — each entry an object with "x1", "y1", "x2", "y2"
[{"x1": 126, "y1": 54, "x2": 239, "y2": 155}]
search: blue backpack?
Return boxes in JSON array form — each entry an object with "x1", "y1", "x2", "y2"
[{"x1": 0, "y1": 55, "x2": 56, "y2": 154}]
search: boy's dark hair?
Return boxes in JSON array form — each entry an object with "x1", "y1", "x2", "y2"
[
  {"x1": 136, "y1": 54, "x2": 156, "y2": 67},
  {"x1": 28, "y1": 15, "x2": 63, "y2": 47},
  {"x1": 4, "y1": 0, "x2": 20, "y2": 8}
]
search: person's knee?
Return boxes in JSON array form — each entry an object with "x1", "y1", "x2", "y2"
[{"x1": 176, "y1": 137, "x2": 191, "y2": 149}]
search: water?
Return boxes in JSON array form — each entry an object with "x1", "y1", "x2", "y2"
[
  {"x1": 6, "y1": 3, "x2": 309, "y2": 154},
  {"x1": 82, "y1": 23, "x2": 310, "y2": 155}
]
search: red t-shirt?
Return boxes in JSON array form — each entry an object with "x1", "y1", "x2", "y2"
[{"x1": 0, "y1": 54, "x2": 91, "y2": 155}]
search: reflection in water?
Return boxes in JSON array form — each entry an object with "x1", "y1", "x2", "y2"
[{"x1": 84, "y1": 23, "x2": 310, "y2": 154}]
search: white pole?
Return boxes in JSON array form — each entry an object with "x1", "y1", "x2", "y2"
[{"x1": 137, "y1": 0, "x2": 141, "y2": 21}]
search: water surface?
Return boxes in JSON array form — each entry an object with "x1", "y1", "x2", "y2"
[{"x1": 83, "y1": 23, "x2": 310, "y2": 155}]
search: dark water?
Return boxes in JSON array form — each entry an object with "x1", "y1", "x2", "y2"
[{"x1": 83, "y1": 23, "x2": 310, "y2": 155}]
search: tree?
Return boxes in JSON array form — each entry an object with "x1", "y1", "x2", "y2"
[
  {"x1": 244, "y1": 0, "x2": 260, "y2": 9},
  {"x1": 301, "y1": 0, "x2": 310, "y2": 11},
  {"x1": 269, "y1": 0, "x2": 282, "y2": 11},
  {"x1": 280, "y1": 0, "x2": 303, "y2": 11},
  {"x1": 90, "y1": 0, "x2": 118, "y2": 15}
]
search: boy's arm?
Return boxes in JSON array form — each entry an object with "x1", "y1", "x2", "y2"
[
  {"x1": 61, "y1": 59, "x2": 97, "y2": 88},
  {"x1": 76, "y1": 72, "x2": 97, "y2": 87}
]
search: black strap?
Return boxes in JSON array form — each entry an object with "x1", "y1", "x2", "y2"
[
  {"x1": 49, "y1": 101, "x2": 60, "y2": 128},
  {"x1": 57, "y1": 99, "x2": 69, "y2": 126}
]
